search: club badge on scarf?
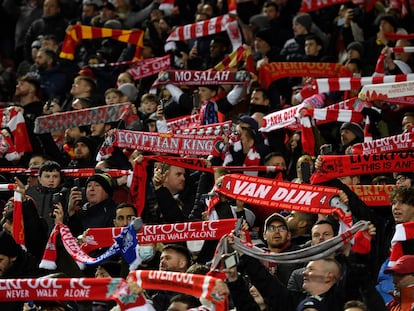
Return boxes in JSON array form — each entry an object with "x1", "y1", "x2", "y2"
[
  {"x1": 217, "y1": 173, "x2": 345, "y2": 217},
  {"x1": 40, "y1": 218, "x2": 144, "y2": 271}
]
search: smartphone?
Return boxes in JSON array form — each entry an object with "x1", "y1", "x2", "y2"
[
  {"x1": 300, "y1": 162, "x2": 311, "y2": 184},
  {"x1": 52, "y1": 193, "x2": 61, "y2": 205},
  {"x1": 73, "y1": 178, "x2": 80, "y2": 189},
  {"x1": 221, "y1": 252, "x2": 239, "y2": 269},
  {"x1": 321, "y1": 144, "x2": 332, "y2": 155}
]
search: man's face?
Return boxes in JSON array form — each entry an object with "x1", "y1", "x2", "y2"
[
  {"x1": 285, "y1": 212, "x2": 303, "y2": 235},
  {"x1": 159, "y1": 249, "x2": 187, "y2": 272},
  {"x1": 265, "y1": 156, "x2": 287, "y2": 170},
  {"x1": 293, "y1": 21, "x2": 307, "y2": 36},
  {"x1": 311, "y1": 224, "x2": 334, "y2": 245},
  {"x1": 402, "y1": 115, "x2": 414, "y2": 132},
  {"x1": 164, "y1": 166, "x2": 185, "y2": 194},
  {"x1": 263, "y1": 5, "x2": 278, "y2": 20},
  {"x1": 64, "y1": 128, "x2": 83, "y2": 144},
  {"x1": 209, "y1": 41, "x2": 226, "y2": 58},
  {"x1": 263, "y1": 220, "x2": 290, "y2": 250},
  {"x1": 167, "y1": 301, "x2": 189, "y2": 311},
  {"x1": 392, "y1": 200, "x2": 414, "y2": 223},
  {"x1": 254, "y1": 37, "x2": 270, "y2": 55},
  {"x1": 74, "y1": 142, "x2": 91, "y2": 160},
  {"x1": 392, "y1": 273, "x2": 414, "y2": 291},
  {"x1": 305, "y1": 39, "x2": 321, "y2": 56},
  {"x1": 90, "y1": 123, "x2": 108, "y2": 137},
  {"x1": 70, "y1": 79, "x2": 91, "y2": 97},
  {"x1": 198, "y1": 87, "x2": 216, "y2": 102},
  {"x1": 395, "y1": 175, "x2": 412, "y2": 188},
  {"x1": 15, "y1": 81, "x2": 32, "y2": 98},
  {"x1": 86, "y1": 181, "x2": 109, "y2": 206},
  {"x1": 35, "y1": 51, "x2": 50, "y2": 70},
  {"x1": 95, "y1": 266, "x2": 111, "y2": 278},
  {"x1": 43, "y1": 0, "x2": 60, "y2": 17},
  {"x1": 302, "y1": 260, "x2": 327, "y2": 292},
  {"x1": 250, "y1": 90, "x2": 269, "y2": 106},
  {"x1": 0, "y1": 254, "x2": 14, "y2": 277},
  {"x1": 113, "y1": 207, "x2": 136, "y2": 227},
  {"x1": 39, "y1": 170, "x2": 61, "y2": 188},
  {"x1": 340, "y1": 129, "x2": 356, "y2": 146}
]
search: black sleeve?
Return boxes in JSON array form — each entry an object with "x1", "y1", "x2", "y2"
[{"x1": 226, "y1": 276, "x2": 262, "y2": 311}]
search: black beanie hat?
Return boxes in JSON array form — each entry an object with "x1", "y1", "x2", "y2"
[
  {"x1": 74, "y1": 136, "x2": 97, "y2": 154},
  {"x1": 293, "y1": 13, "x2": 312, "y2": 32},
  {"x1": 340, "y1": 122, "x2": 364, "y2": 140},
  {"x1": 255, "y1": 28, "x2": 274, "y2": 46},
  {"x1": 86, "y1": 173, "x2": 113, "y2": 196},
  {"x1": 0, "y1": 231, "x2": 21, "y2": 258}
]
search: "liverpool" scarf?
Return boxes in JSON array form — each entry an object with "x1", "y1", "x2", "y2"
[
  {"x1": 40, "y1": 218, "x2": 143, "y2": 271},
  {"x1": 311, "y1": 152, "x2": 414, "y2": 184},
  {"x1": 80, "y1": 219, "x2": 237, "y2": 253},
  {"x1": 128, "y1": 270, "x2": 227, "y2": 311}
]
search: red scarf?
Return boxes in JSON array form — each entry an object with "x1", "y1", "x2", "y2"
[
  {"x1": 12, "y1": 190, "x2": 24, "y2": 246},
  {"x1": 259, "y1": 62, "x2": 351, "y2": 89},
  {"x1": 0, "y1": 107, "x2": 32, "y2": 154},
  {"x1": 389, "y1": 222, "x2": 414, "y2": 266},
  {"x1": 34, "y1": 103, "x2": 138, "y2": 134},
  {"x1": 217, "y1": 173, "x2": 345, "y2": 217},
  {"x1": 127, "y1": 55, "x2": 171, "y2": 80},
  {"x1": 359, "y1": 80, "x2": 414, "y2": 102},
  {"x1": 0, "y1": 277, "x2": 151, "y2": 311},
  {"x1": 81, "y1": 219, "x2": 236, "y2": 253},
  {"x1": 128, "y1": 270, "x2": 228, "y2": 311},
  {"x1": 311, "y1": 152, "x2": 414, "y2": 184},
  {"x1": 60, "y1": 25, "x2": 144, "y2": 61}
]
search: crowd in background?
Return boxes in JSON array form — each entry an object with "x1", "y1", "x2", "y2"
[{"x1": 0, "y1": 0, "x2": 414, "y2": 310}]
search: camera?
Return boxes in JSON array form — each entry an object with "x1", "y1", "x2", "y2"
[{"x1": 221, "y1": 252, "x2": 239, "y2": 269}]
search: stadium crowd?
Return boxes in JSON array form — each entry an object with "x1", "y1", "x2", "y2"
[{"x1": 0, "y1": 0, "x2": 414, "y2": 310}]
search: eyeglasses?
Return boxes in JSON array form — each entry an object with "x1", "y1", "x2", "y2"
[{"x1": 266, "y1": 225, "x2": 288, "y2": 232}]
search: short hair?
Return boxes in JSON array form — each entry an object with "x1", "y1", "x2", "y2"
[
  {"x1": 390, "y1": 186, "x2": 414, "y2": 206},
  {"x1": 313, "y1": 219, "x2": 339, "y2": 236},
  {"x1": 305, "y1": 34, "x2": 323, "y2": 47},
  {"x1": 18, "y1": 74, "x2": 41, "y2": 93},
  {"x1": 115, "y1": 202, "x2": 137, "y2": 216},
  {"x1": 403, "y1": 111, "x2": 414, "y2": 118},
  {"x1": 343, "y1": 300, "x2": 368, "y2": 311},
  {"x1": 263, "y1": 0, "x2": 279, "y2": 11},
  {"x1": 39, "y1": 47, "x2": 57, "y2": 64},
  {"x1": 162, "y1": 244, "x2": 192, "y2": 269},
  {"x1": 186, "y1": 263, "x2": 209, "y2": 275},
  {"x1": 297, "y1": 212, "x2": 318, "y2": 234},
  {"x1": 39, "y1": 160, "x2": 61, "y2": 176},
  {"x1": 252, "y1": 87, "x2": 269, "y2": 101},
  {"x1": 105, "y1": 88, "x2": 123, "y2": 97},
  {"x1": 141, "y1": 93, "x2": 159, "y2": 103},
  {"x1": 264, "y1": 152, "x2": 286, "y2": 165},
  {"x1": 169, "y1": 294, "x2": 200, "y2": 309},
  {"x1": 74, "y1": 75, "x2": 96, "y2": 93}
]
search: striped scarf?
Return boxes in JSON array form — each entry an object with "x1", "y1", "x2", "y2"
[{"x1": 60, "y1": 24, "x2": 144, "y2": 61}]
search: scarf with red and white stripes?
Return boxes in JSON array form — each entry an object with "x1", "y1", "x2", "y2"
[
  {"x1": 389, "y1": 222, "x2": 414, "y2": 266},
  {"x1": 0, "y1": 107, "x2": 32, "y2": 156},
  {"x1": 166, "y1": 14, "x2": 241, "y2": 50}
]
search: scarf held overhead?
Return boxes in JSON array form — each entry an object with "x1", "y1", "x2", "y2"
[
  {"x1": 216, "y1": 174, "x2": 346, "y2": 217},
  {"x1": 152, "y1": 70, "x2": 250, "y2": 87},
  {"x1": 351, "y1": 130, "x2": 414, "y2": 155},
  {"x1": 259, "y1": 62, "x2": 351, "y2": 89},
  {"x1": 0, "y1": 107, "x2": 32, "y2": 154},
  {"x1": 359, "y1": 80, "x2": 414, "y2": 102},
  {"x1": 60, "y1": 24, "x2": 144, "y2": 61},
  {"x1": 210, "y1": 221, "x2": 369, "y2": 272},
  {"x1": 112, "y1": 130, "x2": 224, "y2": 156},
  {"x1": 34, "y1": 103, "x2": 138, "y2": 134},
  {"x1": 127, "y1": 55, "x2": 171, "y2": 80},
  {"x1": 128, "y1": 270, "x2": 227, "y2": 311},
  {"x1": 40, "y1": 219, "x2": 143, "y2": 271},
  {"x1": 311, "y1": 152, "x2": 414, "y2": 184},
  {"x1": 81, "y1": 219, "x2": 237, "y2": 253}
]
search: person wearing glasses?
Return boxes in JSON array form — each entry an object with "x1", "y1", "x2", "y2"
[{"x1": 261, "y1": 213, "x2": 303, "y2": 286}]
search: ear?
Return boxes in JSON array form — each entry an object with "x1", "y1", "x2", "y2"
[
  {"x1": 297, "y1": 219, "x2": 307, "y2": 229},
  {"x1": 287, "y1": 231, "x2": 291, "y2": 241}
]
